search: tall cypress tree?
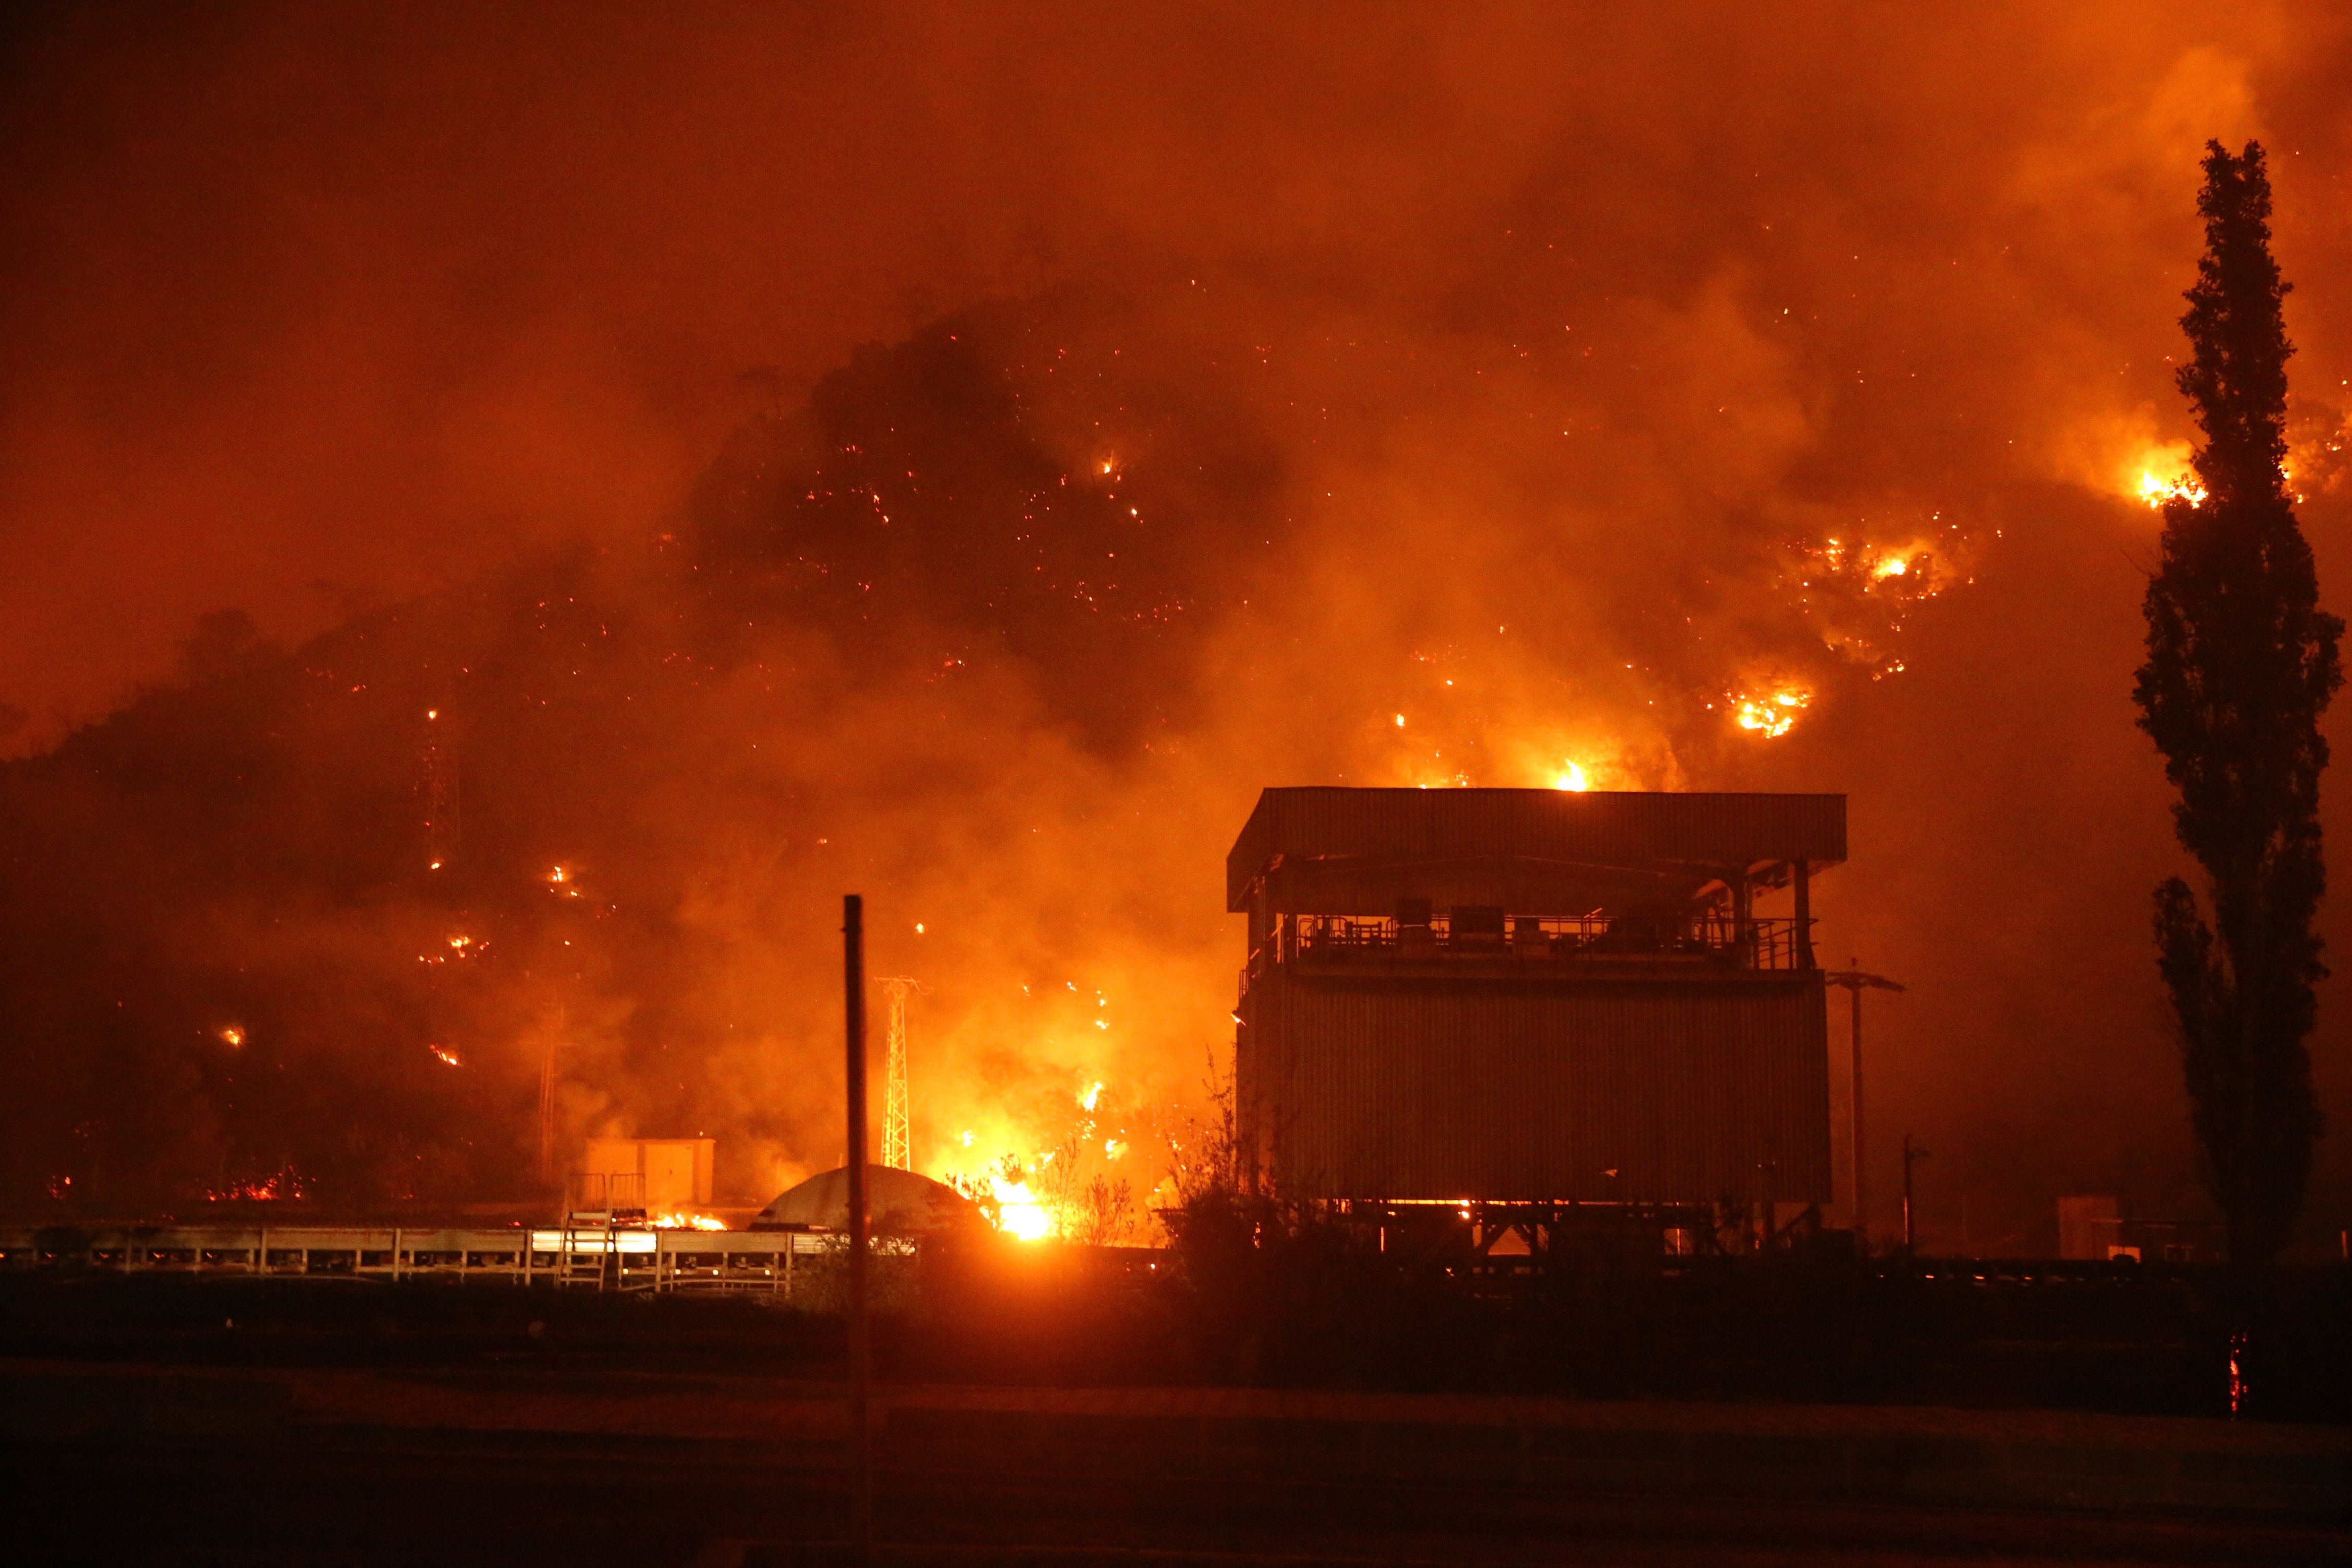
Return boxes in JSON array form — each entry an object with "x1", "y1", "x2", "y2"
[{"x1": 2136, "y1": 141, "x2": 2342, "y2": 1268}]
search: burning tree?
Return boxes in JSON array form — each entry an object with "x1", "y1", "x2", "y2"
[{"x1": 2135, "y1": 141, "x2": 2342, "y2": 1268}]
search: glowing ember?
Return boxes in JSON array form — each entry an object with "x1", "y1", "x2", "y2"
[
  {"x1": 429, "y1": 1044, "x2": 462, "y2": 1067},
  {"x1": 1554, "y1": 762, "x2": 1589, "y2": 792},
  {"x1": 217, "y1": 1024, "x2": 244, "y2": 1048},
  {"x1": 1732, "y1": 689, "x2": 1810, "y2": 738},
  {"x1": 447, "y1": 934, "x2": 471, "y2": 950},
  {"x1": 652, "y1": 1209, "x2": 729, "y2": 1231}
]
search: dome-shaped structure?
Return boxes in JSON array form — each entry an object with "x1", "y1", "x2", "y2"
[{"x1": 750, "y1": 1164, "x2": 980, "y2": 1235}]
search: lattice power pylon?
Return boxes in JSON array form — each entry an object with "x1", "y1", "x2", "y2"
[{"x1": 876, "y1": 977, "x2": 924, "y2": 1169}]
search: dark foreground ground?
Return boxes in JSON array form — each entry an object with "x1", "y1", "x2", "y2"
[
  {"x1": 5, "y1": 1273, "x2": 2349, "y2": 1567},
  {"x1": 11, "y1": 1357, "x2": 2351, "y2": 1567}
]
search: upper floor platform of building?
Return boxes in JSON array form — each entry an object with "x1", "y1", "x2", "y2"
[{"x1": 1227, "y1": 787, "x2": 1847, "y2": 917}]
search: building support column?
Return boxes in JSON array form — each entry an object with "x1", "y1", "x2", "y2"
[{"x1": 1794, "y1": 859, "x2": 1815, "y2": 968}]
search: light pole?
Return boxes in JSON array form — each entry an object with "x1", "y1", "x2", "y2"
[
  {"x1": 1823, "y1": 962, "x2": 1905, "y2": 1241},
  {"x1": 1902, "y1": 1133, "x2": 1930, "y2": 1257},
  {"x1": 843, "y1": 896, "x2": 872, "y2": 1564}
]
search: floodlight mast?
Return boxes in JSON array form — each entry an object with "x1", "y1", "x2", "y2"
[{"x1": 1823, "y1": 962, "x2": 1906, "y2": 1241}]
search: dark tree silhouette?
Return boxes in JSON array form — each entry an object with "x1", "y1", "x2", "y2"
[{"x1": 2136, "y1": 141, "x2": 2342, "y2": 1268}]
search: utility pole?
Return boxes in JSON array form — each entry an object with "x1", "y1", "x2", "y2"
[
  {"x1": 1902, "y1": 1134, "x2": 1930, "y2": 1257},
  {"x1": 842, "y1": 896, "x2": 872, "y2": 1564},
  {"x1": 876, "y1": 977, "x2": 924, "y2": 1170},
  {"x1": 420, "y1": 705, "x2": 459, "y2": 873},
  {"x1": 537, "y1": 1004, "x2": 564, "y2": 1189},
  {"x1": 1823, "y1": 963, "x2": 1906, "y2": 1242}
]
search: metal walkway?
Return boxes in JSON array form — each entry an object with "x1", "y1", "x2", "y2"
[{"x1": 0, "y1": 1222, "x2": 830, "y2": 1295}]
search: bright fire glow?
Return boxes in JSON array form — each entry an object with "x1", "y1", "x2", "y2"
[
  {"x1": 1872, "y1": 555, "x2": 1910, "y2": 580},
  {"x1": 2139, "y1": 468, "x2": 2208, "y2": 509},
  {"x1": 1733, "y1": 689, "x2": 1810, "y2": 738},
  {"x1": 996, "y1": 1181, "x2": 1050, "y2": 1240},
  {"x1": 1079, "y1": 1081, "x2": 1104, "y2": 1111},
  {"x1": 652, "y1": 1210, "x2": 729, "y2": 1231},
  {"x1": 1554, "y1": 762, "x2": 1589, "y2": 792}
]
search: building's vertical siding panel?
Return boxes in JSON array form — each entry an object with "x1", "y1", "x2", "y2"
[{"x1": 1257, "y1": 974, "x2": 1830, "y2": 1203}]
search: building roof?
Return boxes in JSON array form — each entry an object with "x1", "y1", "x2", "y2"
[
  {"x1": 750, "y1": 1164, "x2": 981, "y2": 1234},
  {"x1": 1227, "y1": 787, "x2": 1846, "y2": 914}
]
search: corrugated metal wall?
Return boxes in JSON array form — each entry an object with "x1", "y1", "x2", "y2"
[{"x1": 1242, "y1": 971, "x2": 1831, "y2": 1203}]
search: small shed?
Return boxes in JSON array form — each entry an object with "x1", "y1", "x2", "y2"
[{"x1": 578, "y1": 1137, "x2": 715, "y2": 1212}]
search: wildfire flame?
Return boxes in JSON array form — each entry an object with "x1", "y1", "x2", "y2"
[
  {"x1": 1732, "y1": 688, "x2": 1810, "y2": 738},
  {"x1": 2138, "y1": 468, "x2": 2208, "y2": 509},
  {"x1": 206, "y1": 1167, "x2": 304, "y2": 1202},
  {"x1": 218, "y1": 1024, "x2": 244, "y2": 1048},
  {"x1": 429, "y1": 1044, "x2": 462, "y2": 1067},
  {"x1": 1554, "y1": 762, "x2": 1589, "y2": 792},
  {"x1": 651, "y1": 1210, "x2": 729, "y2": 1231}
]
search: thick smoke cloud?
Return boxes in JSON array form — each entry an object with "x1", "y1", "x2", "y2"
[{"x1": 5, "y1": 4, "x2": 2352, "y2": 1247}]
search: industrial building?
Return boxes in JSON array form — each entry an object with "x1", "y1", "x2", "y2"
[{"x1": 1229, "y1": 788, "x2": 1844, "y2": 1243}]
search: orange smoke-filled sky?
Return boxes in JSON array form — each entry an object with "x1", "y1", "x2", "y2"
[{"x1": 6, "y1": 3, "x2": 2352, "y2": 1244}]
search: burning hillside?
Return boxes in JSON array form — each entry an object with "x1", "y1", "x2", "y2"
[
  {"x1": 0, "y1": 303, "x2": 1980, "y2": 1220},
  {"x1": 4, "y1": 7, "x2": 2351, "y2": 1245}
]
